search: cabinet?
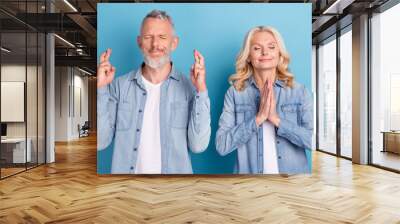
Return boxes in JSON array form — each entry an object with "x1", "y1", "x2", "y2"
[{"x1": 382, "y1": 131, "x2": 400, "y2": 154}]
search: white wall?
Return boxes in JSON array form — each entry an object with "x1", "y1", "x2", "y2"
[
  {"x1": 55, "y1": 66, "x2": 69, "y2": 141},
  {"x1": 1, "y1": 64, "x2": 46, "y2": 164},
  {"x1": 1, "y1": 65, "x2": 26, "y2": 140},
  {"x1": 1, "y1": 65, "x2": 36, "y2": 138},
  {"x1": 54, "y1": 67, "x2": 89, "y2": 141},
  {"x1": 71, "y1": 71, "x2": 89, "y2": 139}
]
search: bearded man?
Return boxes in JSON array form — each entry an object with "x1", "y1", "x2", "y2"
[{"x1": 97, "y1": 10, "x2": 211, "y2": 174}]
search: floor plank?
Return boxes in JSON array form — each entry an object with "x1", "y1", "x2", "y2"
[{"x1": 1, "y1": 135, "x2": 400, "y2": 223}]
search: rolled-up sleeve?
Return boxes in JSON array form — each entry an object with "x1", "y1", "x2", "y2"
[
  {"x1": 97, "y1": 81, "x2": 119, "y2": 151},
  {"x1": 187, "y1": 90, "x2": 211, "y2": 153}
]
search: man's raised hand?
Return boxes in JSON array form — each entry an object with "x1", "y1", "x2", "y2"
[
  {"x1": 190, "y1": 49, "x2": 207, "y2": 92},
  {"x1": 97, "y1": 48, "x2": 116, "y2": 88}
]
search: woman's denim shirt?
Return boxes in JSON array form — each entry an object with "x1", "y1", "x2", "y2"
[{"x1": 216, "y1": 78, "x2": 313, "y2": 174}]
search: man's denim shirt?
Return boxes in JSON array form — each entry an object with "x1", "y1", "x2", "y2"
[
  {"x1": 97, "y1": 65, "x2": 211, "y2": 174},
  {"x1": 216, "y1": 78, "x2": 313, "y2": 174}
]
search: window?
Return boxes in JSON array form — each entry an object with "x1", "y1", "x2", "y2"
[
  {"x1": 0, "y1": 1, "x2": 46, "y2": 179},
  {"x1": 339, "y1": 28, "x2": 352, "y2": 158},
  {"x1": 317, "y1": 36, "x2": 337, "y2": 155},
  {"x1": 370, "y1": 3, "x2": 400, "y2": 171}
]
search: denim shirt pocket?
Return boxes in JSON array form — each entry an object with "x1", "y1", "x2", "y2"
[
  {"x1": 116, "y1": 102, "x2": 133, "y2": 131},
  {"x1": 235, "y1": 104, "x2": 256, "y2": 124},
  {"x1": 280, "y1": 103, "x2": 299, "y2": 123},
  {"x1": 170, "y1": 101, "x2": 189, "y2": 129}
]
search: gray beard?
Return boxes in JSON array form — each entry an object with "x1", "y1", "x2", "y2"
[{"x1": 143, "y1": 54, "x2": 170, "y2": 69}]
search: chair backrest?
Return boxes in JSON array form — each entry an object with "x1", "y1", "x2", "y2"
[{"x1": 82, "y1": 121, "x2": 90, "y2": 129}]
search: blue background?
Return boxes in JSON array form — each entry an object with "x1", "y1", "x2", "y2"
[{"x1": 97, "y1": 3, "x2": 312, "y2": 174}]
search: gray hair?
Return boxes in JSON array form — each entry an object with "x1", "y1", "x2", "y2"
[{"x1": 141, "y1": 9, "x2": 175, "y2": 34}]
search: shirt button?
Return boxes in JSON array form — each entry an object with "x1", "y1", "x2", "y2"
[
  {"x1": 130, "y1": 166, "x2": 134, "y2": 170},
  {"x1": 278, "y1": 156, "x2": 282, "y2": 159},
  {"x1": 143, "y1": 92, "x2": 146, "y2": 96},
  {"x1": 136, "y1": 129, "x2": 140, "y2": 132},
  {"x1": 196, "y1": 113, "x2": 200, "y2": 115},
  {"x1": 139, "y1": 109, "x2": 142, "y2": 113},
  {"x1": 277, "y1": 140, "x2": 280, "y2": 144},
  {"x1": 133, "y1": 148, "x2": 137, "y2": 151}
]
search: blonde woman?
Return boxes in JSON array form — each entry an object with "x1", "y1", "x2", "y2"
[{"x1": 216, "y1": 26, "x2": 313, "y2": 174}]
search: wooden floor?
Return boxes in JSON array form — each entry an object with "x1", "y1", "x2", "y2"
[
  {"x1": 1, "y1": 163, "x2": 45, "y2": 178},
  {"x1": 0, "y1": 167, "x2": 26, "y2": 178},
  {"x1": 1, "y1": 135, "x2": 400, "y2": 223},
  {"x1": 372, "y1": 150, "x2": 400, "y2": 171}
]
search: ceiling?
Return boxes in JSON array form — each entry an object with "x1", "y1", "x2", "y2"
[{"x1": 0, "y1": 0, "x2": 392, "y2": 73}]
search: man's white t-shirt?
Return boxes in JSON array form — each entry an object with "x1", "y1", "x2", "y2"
[
  {"x1": 262, "y1": 121, "x2": 279, "y2": 174},
  {"x1": 135, "y1": 76, "x2": 162, "y2": 174}
]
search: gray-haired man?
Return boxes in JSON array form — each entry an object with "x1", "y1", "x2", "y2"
[{"x1": 97, "y1": 10, "x2": 211, "y2": 174}]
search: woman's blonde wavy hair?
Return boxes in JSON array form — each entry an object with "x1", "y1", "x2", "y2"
[{"x1": 229, "y1": 26, "x2": 294, "y2": 91}]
